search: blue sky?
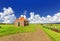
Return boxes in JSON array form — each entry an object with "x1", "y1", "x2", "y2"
[{"x1": 0, "y1": 0, "x2": 60, "y2": 18}]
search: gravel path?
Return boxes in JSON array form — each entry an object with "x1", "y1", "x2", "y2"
[{"x1": 0, "y1": 26, "x2": 52, "y2": 41}]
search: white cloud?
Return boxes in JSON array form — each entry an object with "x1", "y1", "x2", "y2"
[
  {"x1": 0, "y1": 7, "x2": 16, "y2": 23},
  {"x1": 20, "y1": 15, "x2": 26, "y2": 19},
  {"x1": 28, "y1": 12, "x2": 60, "y2": 23},
  {"x1": 19, "y1": 10, "x2": 27, "y2": 19},
  {"x1": 30, "y1": 12, "x2": 35, "y2": 19},
  {"x1": 3, "y1": 7, "x2": 14, "y2": 15}
]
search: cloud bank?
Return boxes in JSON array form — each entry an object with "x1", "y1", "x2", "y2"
[
  {"x1": 0, "y1": 7, "x2": 16, "y2": 23},
  {"x1": 28, "y1": 12, "x2": 60, "y2": 23},
  {"x1": 1, "y1": 7, "x2": 60, "y2": 24}
]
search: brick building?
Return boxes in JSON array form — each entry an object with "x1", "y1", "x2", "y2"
[{"x1": 14, "y1": 17, "x2": 29, "y2": 27}]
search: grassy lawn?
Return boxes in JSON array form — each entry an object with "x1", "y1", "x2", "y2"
[
  {"x1": 0, "y1": 24, "x2": 60, "y2": 41},
  {"x1": 40, "y1": 24, "x2": 60, "y2": 41},
  {"x1": 0, "y1": 24, "x2": 36, "y2": 36}
]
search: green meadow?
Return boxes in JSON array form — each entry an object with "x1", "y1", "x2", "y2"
[
  {"x1": 0, "y1": 24, "x2": 60, "y2": 41},
  {"x1": 0, "y1": 24, "x2": 36, "y2": 36}
]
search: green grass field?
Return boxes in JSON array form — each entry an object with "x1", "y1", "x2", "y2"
[
  {"x1": 40, "y1": 24, "x2": 60, "y2": 41},
  {"x1": 50, "y1": 24, "x2": 60, "y2": 29},
  {"x1": 43, "y1": 24, "x2": 60, "y2": 29},
  {"x1": 0, "y1": 24, "x2": 36, "y2": 36},
  {"x1": 0, "y1": 24, "x2": 60, "y2": 41}
]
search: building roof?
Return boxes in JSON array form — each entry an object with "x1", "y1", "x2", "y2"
[
  {"x1": 19, "y1": 17, "x2": 25, "y2": 21},
  {"x1": 14, "y1": 17, "x2": 27, "y2": 22}
]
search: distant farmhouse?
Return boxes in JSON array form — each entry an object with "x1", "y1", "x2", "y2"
[{"x1": 14, "y1": 17, "x2": 29, "y2": 27}]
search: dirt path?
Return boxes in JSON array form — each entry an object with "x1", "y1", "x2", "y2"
[{"x1": 0, "y1": 26, "x2": 52, "y2": 41}]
